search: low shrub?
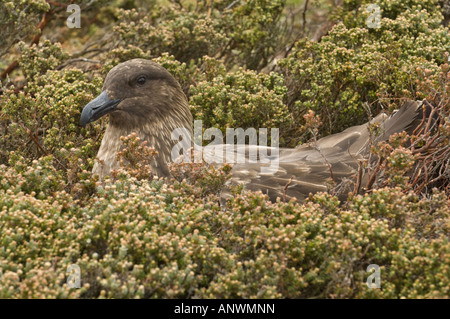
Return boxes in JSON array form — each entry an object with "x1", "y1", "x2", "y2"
[{"x1": 0, "y1": 0, "x2": 448, "y2": 299}]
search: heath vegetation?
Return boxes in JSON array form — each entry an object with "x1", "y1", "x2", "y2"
[{"x1": 0, "y1": 0, "x2": 449, "y2": 298}]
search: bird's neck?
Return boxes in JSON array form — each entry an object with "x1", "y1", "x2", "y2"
[{"x1": 94, "y1": 110, "x2": 193, "y2": 178}]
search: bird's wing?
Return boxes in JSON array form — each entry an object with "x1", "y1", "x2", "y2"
[
  {"x1": 218, "y1": 101, "x2": 425, "y2": 203},
  {"x1": 220, "y1": 145, "x2": 360, "y2": 203}
]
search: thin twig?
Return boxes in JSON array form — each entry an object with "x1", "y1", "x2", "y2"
[
  {"x1": 302, "y1": 0, "x2": 310, "y2": 35},
  {"x1": 56, "y1": 58, "x2": 100, "y2": 70},
  {"x1": 1, "y1": 10, "x2": 56, "y2": 79},
  {"x1": 283, "y1": 176, "x2": 294, "y2": 203}
]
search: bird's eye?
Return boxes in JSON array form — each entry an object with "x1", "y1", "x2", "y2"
[{"x1": 137, "y1": 76, "x2": 146, "y2": 86}]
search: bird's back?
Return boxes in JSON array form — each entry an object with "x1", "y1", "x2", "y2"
[{"x1": 220, "y1": 100, "x2": 424, "y2": 202}]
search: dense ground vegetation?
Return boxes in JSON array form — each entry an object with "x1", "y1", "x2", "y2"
[{"x1": 0, "y1": 0, "x2": 449, "y2": 298}]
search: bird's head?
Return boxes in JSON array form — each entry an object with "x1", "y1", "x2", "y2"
[{"x1": 80, "y1": 59, "x2": 191, "y2": 129}]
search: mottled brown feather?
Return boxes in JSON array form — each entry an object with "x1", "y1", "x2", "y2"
[{"x1": 84, "y1": 59, "x2": 424, "y2": 203}]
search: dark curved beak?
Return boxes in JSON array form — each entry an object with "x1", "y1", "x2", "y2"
[{"x1": 80, "y1": 91, "x2": 122, "y2": 126}]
